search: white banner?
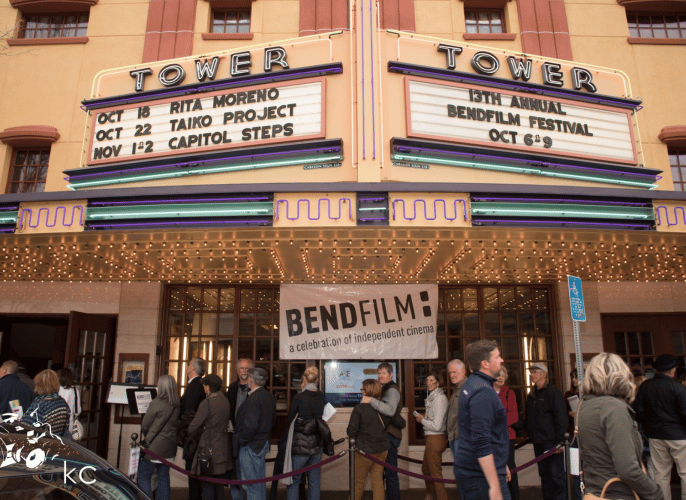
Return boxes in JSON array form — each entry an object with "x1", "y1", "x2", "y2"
[{"x1": 279, "y1": 284, "x2": 438, "y2": 359}]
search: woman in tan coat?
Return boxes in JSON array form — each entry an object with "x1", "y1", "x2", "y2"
[{"x1": 189, "y1": 374, "x2": 232, "y2": 500}]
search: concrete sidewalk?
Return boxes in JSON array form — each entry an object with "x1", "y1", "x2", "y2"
[{"x1": 171, "y1": 486, "x2": 545, "y2": 499}]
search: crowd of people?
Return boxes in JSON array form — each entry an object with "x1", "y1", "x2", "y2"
[{"x1": 3, "y1": 344, "x2": 685, "y2": 500}]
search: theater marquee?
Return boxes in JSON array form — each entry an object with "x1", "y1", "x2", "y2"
[
  {"x1": 405, "y1": 78, "x2": 637, "y2": 165},
  {"x1": 87, "y1": 79, "x2": 325, "y2": 166}
]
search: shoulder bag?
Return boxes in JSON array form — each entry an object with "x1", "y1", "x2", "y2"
[
  {"x1": 71, "y1": 388, "x2": 84, "y2": 441},
  {"x1": 197, "y1": 398, "x2": 214, "y2": 475}
]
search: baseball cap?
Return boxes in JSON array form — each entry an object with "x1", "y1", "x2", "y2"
[{"x1": 528, "y1": 362, "x2": 548, "y2": 373}]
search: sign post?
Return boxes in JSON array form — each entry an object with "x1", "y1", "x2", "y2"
[
  {"x1": 567, "y1": 275, "x2": 586, "y2": 390},
  {"x1": 567, "y1": 275, "x2": 586, "y2": 500}
]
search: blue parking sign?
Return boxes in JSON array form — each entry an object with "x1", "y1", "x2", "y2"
[{"x1": 567, "y1": 275, "x2": 586, "y2": 322}]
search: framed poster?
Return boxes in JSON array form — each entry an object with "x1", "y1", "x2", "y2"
[{"x1": 115, "y1": 353, "x2": 150, "y2": 424}]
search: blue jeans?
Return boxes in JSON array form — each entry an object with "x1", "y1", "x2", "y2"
[
  {"x1": 137, "y1": 459, "x2": 171, "y2": 500},
  {"x1": 287, "y1": 453, "x2": 321, "y2": 500},
  {"x1": 384, "y1": 433, "x2": 401, "y2": 500},
  {"x1": 456, "y1": 474, "x2": 511, "y2": 500},
  {"x1": 240, "y1": 441, "x2": 269, "y2": 500},
  {"x1": 231, "y1": 454, "x2": 243, "y2": 500},
  {"x1": 449, "y1": 439, "x2": 459, "y2": 486}
]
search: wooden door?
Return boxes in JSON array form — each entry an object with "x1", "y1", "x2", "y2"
[
  {"x1": 65, "y1": 312, "x2": 116, "y2": 457},
  {"x1": 602, "y1": 315, "x2": 686, "y2": 375}
]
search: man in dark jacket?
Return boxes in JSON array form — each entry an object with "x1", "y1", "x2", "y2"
[
  {"x1": 0, "y1": 360, "x2": 33, "y2": 418},
  {"x1": 635, "y1": 354, "x2": 686, "y2": 500},
  {"x1": 179, "y1": 357, "x2": 206, "y2": 500},
  {"x1": 226, "y1": 358, "x2": 253, "y2": 500},
  {"x1": 234, "y1": 367, "x2": 276, "y2": 500},
  {"x1": 526, "y1": 362, "x2": 567, "y2": 500},
  {"x1": 454, "y1": 340, "x2": 510, "y2": 500}
]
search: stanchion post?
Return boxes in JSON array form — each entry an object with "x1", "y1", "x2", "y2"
[
  {"x1": 564, "y1": 433, "x2": 572, "y2": 500},
  {"x1": 349, "y1": 438, "x2": 356, "y2": 500}
]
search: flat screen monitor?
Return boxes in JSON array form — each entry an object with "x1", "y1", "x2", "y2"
[{"x1": 322, "y1": 360, "x2": 398, "y2": 407}]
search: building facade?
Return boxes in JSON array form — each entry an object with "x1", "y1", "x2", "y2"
[{"x1": 0, "y1": 0, "x2": 685, "y2": 488}]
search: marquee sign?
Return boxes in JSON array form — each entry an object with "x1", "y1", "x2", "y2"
[
  {"x1": 405, "y1": 77, "x2": 637, "y2": 165},
  {"x1": 87, "y1": 79, "x2": 325, "y2": 166}
]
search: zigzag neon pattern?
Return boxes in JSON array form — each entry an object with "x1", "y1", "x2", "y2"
[
  {"x1": 392, "y1": 199, "x2": 468, "y2": 221},
  {"x1": 655, "y1": 205, "x2": 686, "y2": 226},
  {"x1": 18, "y1": 206, "x2": 85, "y2": 230},
  {"x1": 275, "y1": 198, "x2": 353, "y2": 221}
]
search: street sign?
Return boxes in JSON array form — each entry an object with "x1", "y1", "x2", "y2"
[{"x1": 567, "y1": 275, "x2": 586, "y2": 322}]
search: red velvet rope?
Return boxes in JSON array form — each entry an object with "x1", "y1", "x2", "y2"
[
  {"x1": 360, "y1": 444, "x2": 560, "y2": 482},
  {"x1": 141, "y1": 448, "x2": 345, "y2": 485}
]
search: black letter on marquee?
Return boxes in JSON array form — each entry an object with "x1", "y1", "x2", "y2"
[
  {"x1": 130, "y1": 68, "x2": 153, "y2": 92},
  {"x1": 506, "y1": 56, "x2": 532, "y2": 82},
  {"x1": 231, "y1": 52, "x2": 252, "y2": 76},
  {"x1": 287, "y1": 309, "x2": 303, "y2": 337},
  {"x1": 196, "y1": 57, "x2": 220, "y2": 82},
  {"x1": 471, "y1": 51, "x2": 500, "y2": 75},
  {"x1": 264, "y1": 47, "x2": 289, "y2": 72},
  {"x1": 571, "y1": 67, "x2": 597, "y2": 93},
  {"x1": 437, "y1": 44, "x2": 463, "y2": 70},
  {"x1": 158, "y1": 64, "x2": 186, "y2": 87},
  {"x1": 542, "y1": 62, "x2": 564, "y2": 87}
]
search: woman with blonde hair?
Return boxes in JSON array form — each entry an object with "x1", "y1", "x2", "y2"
[
  {"x1": 577, "y1": 353, "x2": 663, "y2": 500},
  {"x1": 21, "y1": 369, "x2": 70, "y2": 436},
  {"x1": 286, "y1": 365, "x2": 327, "y2": 500},
  {"x1": 138, "y1": 374, "x2": 180, "y2": 500},
  {"x1": 347, "y1": 379, "x2": 389, "y2": 500}
]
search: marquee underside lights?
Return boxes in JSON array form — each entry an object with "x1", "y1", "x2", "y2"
[
  {"x1": 84, "y1": 194, "x2": 275, "y2": 230},
  {"x1": 470, "y1": 194, "x2": 655, "y2": 230},
  {"x1": 390, "y1": 138, "x2": 660, "y2": 189},
  {"x1": 64, "y1": 139, "x2": 344, "y2": 190}
]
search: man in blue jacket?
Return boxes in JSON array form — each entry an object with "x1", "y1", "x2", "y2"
[
  {"x1": 454, "y1": 340, "x2": 510, "y2": 500},
  {"x1": 0, "y1": 360, "x2": 33, "y2": 418}
]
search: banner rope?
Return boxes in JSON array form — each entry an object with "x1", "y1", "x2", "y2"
[
  {"x1": 358, "y1": 444, "x2": 561, "y2": 482},
  {"x1": 141, "y1": 448, "x2": 346, "y2": 485}
]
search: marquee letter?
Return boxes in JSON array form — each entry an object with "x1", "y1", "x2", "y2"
[
  {"x1": 471, "y1": 51, "x2": 500, "y2": 75},
  {"x1": 264, "y1": 47, "x2": 289, "y2": 72},
  {"x1": 158, "y1": 64, "x2": 186, "y2": 87},
  {"x1": 542, "y1": 62, "x2": 564, "y2": 87},
  {"x1": 571, "y1": 67, "x2": 597, "y2": 93},
  {"x1": 438, "y1": 44, "x2": 463, "y2": 70},
  {"x1": 231, "y1": 52, "x2": 252, "y2": 76},
  {"x1": 506, "y1": 56, "x2": 532, "y2": 82},
  {"x1": 130, "y1": 68, "x2": 153, "y2": 92},
  {"x1": 195, "y1": 57, "x2": 220, "y2": 82}
]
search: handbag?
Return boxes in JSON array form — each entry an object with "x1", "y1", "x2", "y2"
[
  {"x1": 582, "y1": 478, "x2": 640, "y2": 500},
  {"x1": 71, "y1": 387, "x2": 84, "y2": 441},
  {"x1": 317, "y1": 418, "x2": 334, "y2": 456},
  {"x1": 197, "y1": 398, "x2": 214, "y2": 475}
]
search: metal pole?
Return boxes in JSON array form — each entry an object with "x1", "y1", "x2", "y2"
[
  {"x1": 564, "y1": 432, "x2": 573, "y2": 500},
  {"x1": 573, "y1": 320, "x2": 584, "y2": 398},
  {"x1": 349, "y1": 438, "x2": 356, "y2": 500}
]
